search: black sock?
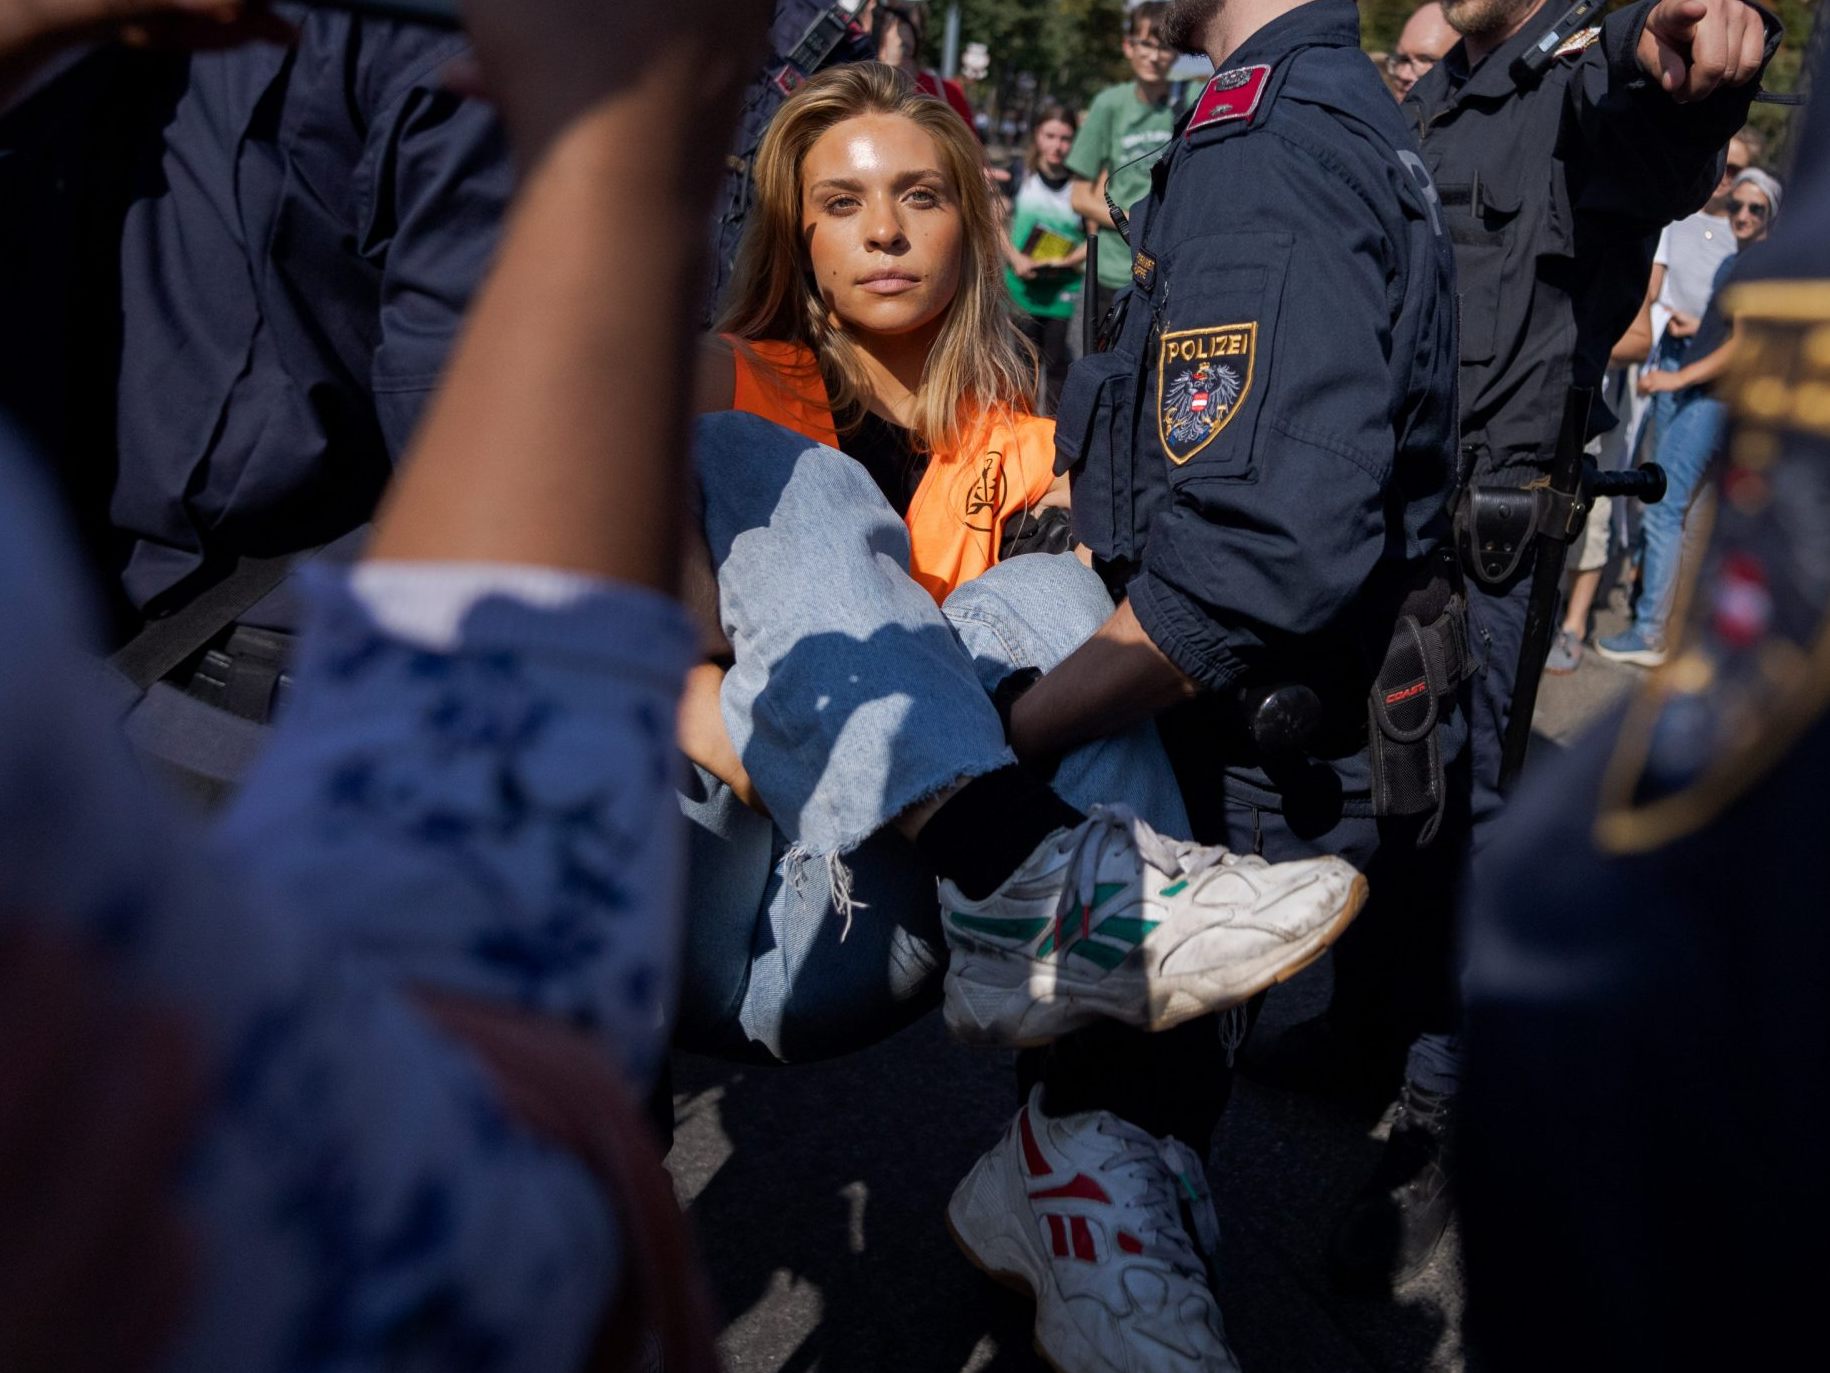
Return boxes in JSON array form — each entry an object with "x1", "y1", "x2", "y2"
[{"x1": 915, "y1": 765, "x2": 1084, "y2": 900}]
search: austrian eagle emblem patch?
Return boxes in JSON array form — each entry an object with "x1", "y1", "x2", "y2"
[{"x1": 1158, "y1": 324, "x2": 1256, "y2": 464}]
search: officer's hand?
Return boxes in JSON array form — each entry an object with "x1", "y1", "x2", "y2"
[
  {"x1": 1667, "y1": 310, "x2": 1702, "y2": 337},
  {"x1": 458, "y1": 0, "x2": 769, "y2": 167},
  {"x1": 1638, "y1": 368, "x2": 1680, "y2": 395},
  {"x1": 0, "y1": 0, "x2": 290, "y2": 61},
  {"x1": 1637, "y1": 0, "x2": 1768, "y2": 103}
]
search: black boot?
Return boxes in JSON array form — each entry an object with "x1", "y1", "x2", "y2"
[
  {"x1": 1240, "y1": 1011, "x2": 1409, "y2": 1113},
  {"x1": 1327, "y1": 1080, "x2": 1455, "y2": 1293}
]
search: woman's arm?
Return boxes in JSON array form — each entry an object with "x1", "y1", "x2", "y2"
[
  {"x1": 1069, "y1": 170, "x2": 1114, "y2": 232},
  {"x1": 1610, "y1": 268, "x2": 1659, "y2": 367},
  {"x1": 1647, "y1": 329, "x2": 1742, "y2": 397},
  {"x1": 678, "y1": 663, "x2": 765, "y2": 812}
]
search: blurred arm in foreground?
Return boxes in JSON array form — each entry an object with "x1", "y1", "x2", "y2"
[{"x1": 0, "y1": 2, "x2": 765, "y2": 1370}]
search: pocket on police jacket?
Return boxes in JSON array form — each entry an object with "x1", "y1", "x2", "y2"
[
  {"x1": 1054, "y1": 349, "x2": 1139, "y2": 562},
  {"x1": 1439, "y1": 174, "x2": 1521, "y2": 367},
  {"x1": 1154, "y1": 230, "x2": 1290, "y2": 485}
]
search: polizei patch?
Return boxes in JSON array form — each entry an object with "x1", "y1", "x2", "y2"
[{"x1": 1158, "y1": 324, "x2": 1256, "y2": 464}]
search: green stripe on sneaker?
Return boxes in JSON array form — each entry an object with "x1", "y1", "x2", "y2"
[
  {"x1": 1094, "y1": 916, "x2": 1159, "y2": 945},
  {"x1": 949, "y1": 912, "x2": 1050, "y2": 942},
  {"x1": 1066, "y1": 939, "x2": 1129, "y2": 970},
  {"x1": 1159, "y1": 879, "x2": 1188, "y2": 897}
]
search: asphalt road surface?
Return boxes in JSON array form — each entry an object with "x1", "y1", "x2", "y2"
[{"x1": 666, "y1": 600, "x2": 1646, "y2": 1373}]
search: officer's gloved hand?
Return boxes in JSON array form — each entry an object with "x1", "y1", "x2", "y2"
[{"x1": 1637, "y1": 0, "x2": 1769, "y2": 103}]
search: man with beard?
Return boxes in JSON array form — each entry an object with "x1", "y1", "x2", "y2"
[
  {"x1": 949, "y1": 1, "x2": 1466, "y2": 1366},
  {"x1": 1262, "y1": 0, "x2": 1778, "y2": 1299}
]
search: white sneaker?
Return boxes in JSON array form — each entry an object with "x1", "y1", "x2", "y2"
[
  {"x1": 948, "y1": 1087, "x2": 1243, "y2": 1373},
  {"x1": 940, "y1": 805, "x2": 1366, "y2": 1047}
]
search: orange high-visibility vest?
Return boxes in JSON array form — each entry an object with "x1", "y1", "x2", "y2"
[{"x1": 724, "y1": 337, "x2": 1059, "y2": 602}]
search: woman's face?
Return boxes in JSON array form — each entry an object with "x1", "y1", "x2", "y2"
[
  {"x1": 1728, "y1": 184, "x2": 1772, "y2": 245},
  {"x1": 1033, "y1": 119, "x2": 1074, "y2": 174},
  {"x1": 801, "y1": 113, "x2": 965, "y2": 341}
]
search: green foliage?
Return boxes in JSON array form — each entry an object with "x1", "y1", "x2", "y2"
[
  {"x1": 1749, "y1": 0, "x2": 1819, "y2": 166},
  {"x1": 1360, "y1": 0, "x2": 1419, "y2": 53},
  {"x1": 954, "y1": 0, "x2": 1131, "y2": 111}
]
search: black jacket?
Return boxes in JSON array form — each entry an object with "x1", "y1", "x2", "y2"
[{"x1": 1404, "y1": 0, "x2": 1781, "y2": 482}]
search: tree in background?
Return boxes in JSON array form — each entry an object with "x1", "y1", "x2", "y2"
[{"x1": 956, "y1": 0, "x2": 1128, "y2": 118}]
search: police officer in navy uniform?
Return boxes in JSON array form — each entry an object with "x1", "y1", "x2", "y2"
[
  {"x1": 0, "y1": 5, "x2": 512, "y2": 799},
  {"x1": 1405, "y1": 0, "x2": 1779, "y2": 839},
  {"x1": 1461, "y1": 29, "x2": 1827, "y2": 1363},
  {"x1": 1252, "y1": 0, "x2": 1783, "y2": 1286},
  {"x1": 989, "y1": 0, "x2": 1470, "y2": 1347},
  {"x1": 1256, "y1": 0, "x2": 1781, "y2": 1290}
]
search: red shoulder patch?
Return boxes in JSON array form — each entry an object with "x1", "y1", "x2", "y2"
[{"x1": 1187, "y1": 64, "x2": 1272, "y2": 135}]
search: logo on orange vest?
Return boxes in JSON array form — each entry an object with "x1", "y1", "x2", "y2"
[
  {"x1": 1158, "y1": 324, "x2": 1256, "y2": 464},
  {"x1": 963, "y1": 451, "x2": 1004, "y2": 531}
]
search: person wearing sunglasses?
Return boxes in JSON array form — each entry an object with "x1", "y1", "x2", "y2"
[{"x1": 1604, "y1": 168, "x2": 1784, "y2": 667}]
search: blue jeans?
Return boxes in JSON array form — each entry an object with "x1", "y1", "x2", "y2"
[
  {"x1": 1642, "y1": 330, "x2": 1691, "y2": 458},
  {"x1": 1636, "y1": 385, "x2": 1726, "y2": 646},
  {"x1": 676, "y1": 413, "x2": 1189, "y2": 1063}
]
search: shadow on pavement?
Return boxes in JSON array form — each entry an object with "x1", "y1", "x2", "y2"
[{"x1": 670, "y1": 962, "x2": 1465, "y2": 1371}]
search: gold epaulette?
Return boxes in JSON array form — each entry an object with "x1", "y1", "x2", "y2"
[{"x1": 1595, "y1": 280, "x2": 1830, "y2": 855}]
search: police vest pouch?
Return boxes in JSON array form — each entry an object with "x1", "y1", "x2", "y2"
[
  {"x1": 1368, "y1": 602, "x2": 1468, "y2": 846},
  {"x1": 1457, "y1": 484, "x2": 1541, "y2": 586},
  {"x1": 1053, "y1": 349, "x2": 1140, "y2": 565}
]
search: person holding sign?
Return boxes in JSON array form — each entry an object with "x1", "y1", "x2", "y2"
[{"x1": 1003, "y1": 107, "x2": 1088, "y2": 415}]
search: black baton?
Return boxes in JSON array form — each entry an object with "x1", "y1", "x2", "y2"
[{"x1": 1498, "y1": 391, "x2": 1666, "y2": 793}]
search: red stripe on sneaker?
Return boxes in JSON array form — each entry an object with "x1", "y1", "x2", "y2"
[
  {"x1": 1117, "y1": 1231, "x2": 1145, "y2": 1255},
  {"x1": 1029, "y1": 1173, "x2": 1112, "y2": 1203},
  {"x1": 1018, "y1": 1108, "x2": 1050, "y2": 1177},
  {"x1": 1048, "y1": 1214, "x2": 1069, "y2": 1257},
  {"x1": 1071, "y1": 1216, "x2": 1096, "y2": 1262}
]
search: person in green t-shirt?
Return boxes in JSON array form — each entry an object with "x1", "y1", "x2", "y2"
[
  {"x1": 1064, "y1": 0, "x2": 1178, "y2": 358},
  {"x1": 1003, "y1": 107, "x2": 1089, "y2": 415}
]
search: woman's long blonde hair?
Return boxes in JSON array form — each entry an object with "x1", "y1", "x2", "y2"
[{"x1": 717, "y1": 63, "x2": 1034, "y2": 451}]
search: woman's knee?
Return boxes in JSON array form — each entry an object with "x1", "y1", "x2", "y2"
[
  {"x1": 943, "y1": 552, "x2": 1112, "y2": 681},
  {"x1": 694, "y1": 412, "x2": 906, "y2": 572}
]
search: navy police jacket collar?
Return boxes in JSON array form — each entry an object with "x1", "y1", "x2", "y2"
[{"x1": 1217, "y1": 0, "x2": 1361, "y2": 72}]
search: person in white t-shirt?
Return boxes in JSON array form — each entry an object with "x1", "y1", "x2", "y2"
[{"x1": 1647, "y1": 131, "x2": 1752, "y2": 394}]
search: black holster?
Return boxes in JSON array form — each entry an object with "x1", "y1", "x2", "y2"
[
  {"x1": 1367, "y1": 551, "x2": 1471, "y2": 846},
  {"x1": 1455, "y1": 484, "x2": 1542, "y2": 587}
]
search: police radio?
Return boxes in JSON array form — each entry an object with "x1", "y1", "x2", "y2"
[{"x1": 1509, "y1": 0, "x2": 1604, "y2": 86}]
